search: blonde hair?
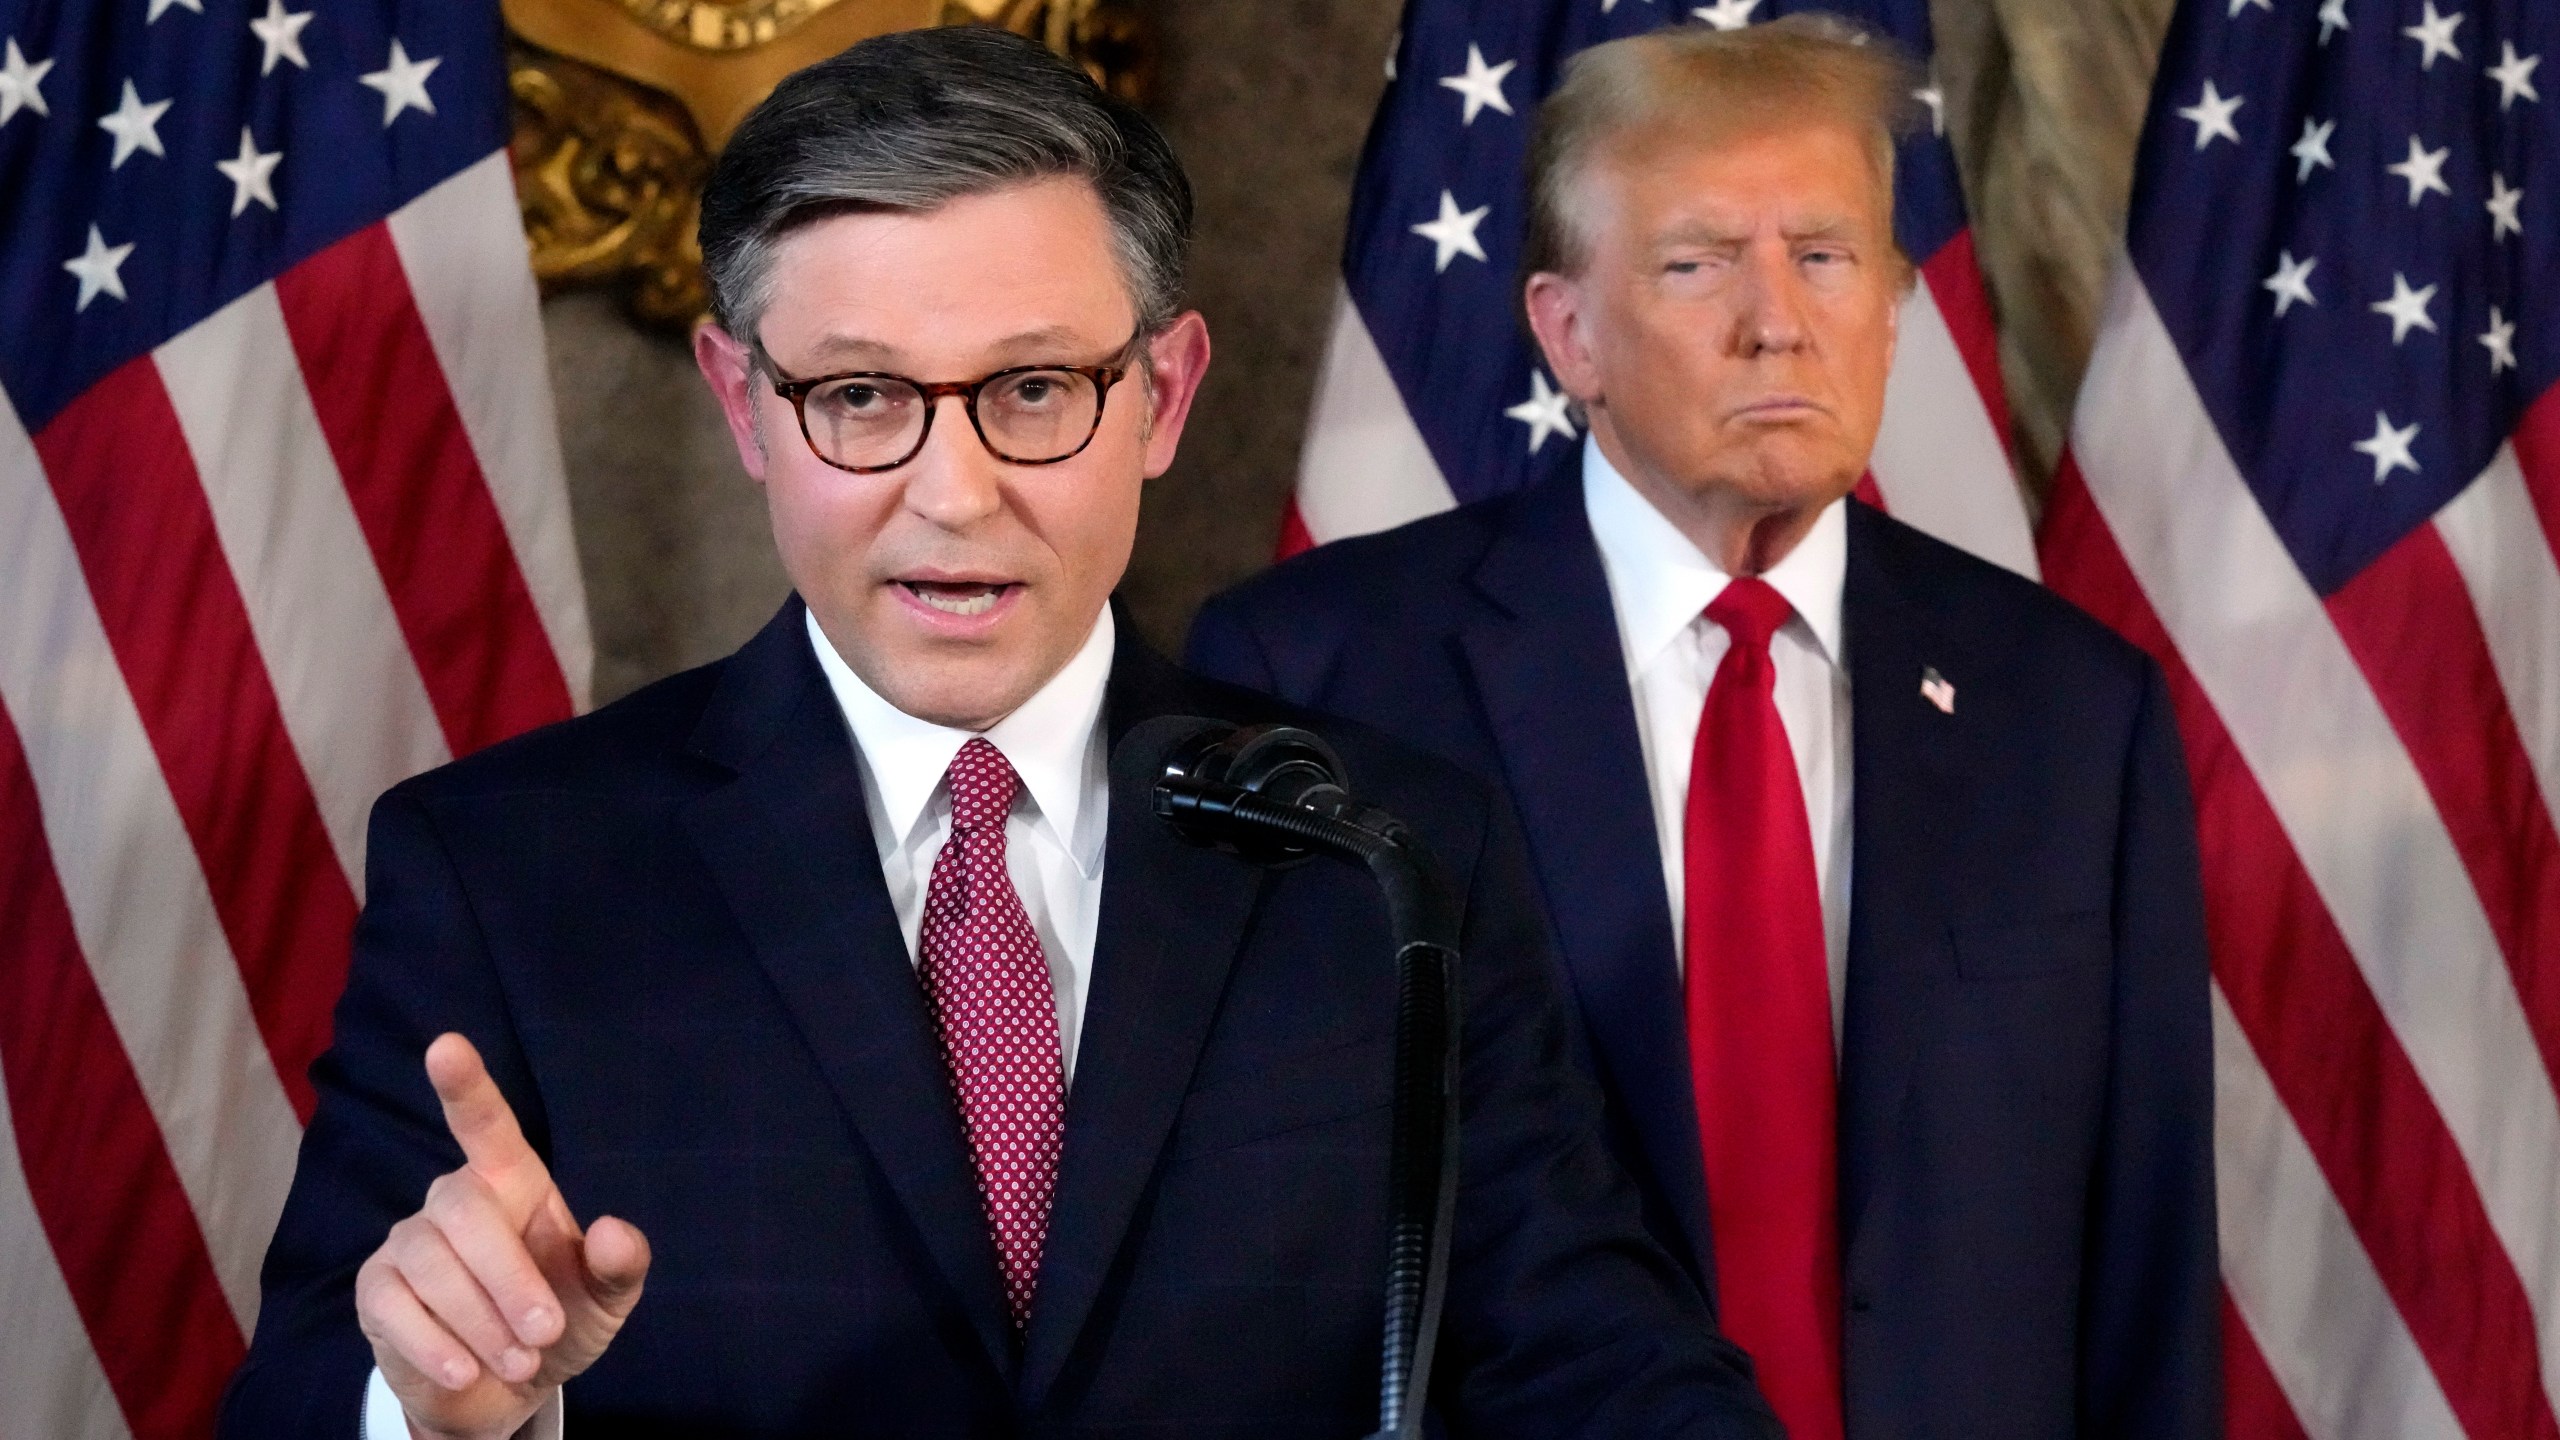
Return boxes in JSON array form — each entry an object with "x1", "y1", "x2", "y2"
[{"x1": 1521, "y1": 14, "x2": 1922, "y2": 283}]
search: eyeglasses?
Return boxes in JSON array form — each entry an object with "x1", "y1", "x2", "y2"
[{"x1": 761, "y1": 331, "x2": 1139, "y2": 474}]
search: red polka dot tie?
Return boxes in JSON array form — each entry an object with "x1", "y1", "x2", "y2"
[{"x1": 917, "y1": 737, "x2": 1065, "y2": 1328}]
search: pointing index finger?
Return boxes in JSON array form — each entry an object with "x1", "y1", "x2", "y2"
[{"x1": 424, "y1": 1033, "x2": 550, "y2": 1215}]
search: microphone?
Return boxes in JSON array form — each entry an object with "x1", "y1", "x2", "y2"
[
  {"x1": 1152, "y1": 721, "x2": 1361, "y2": 865},
  {"x1": 1145, "y1": 719, "x2": 1462, "y2": 1440}
]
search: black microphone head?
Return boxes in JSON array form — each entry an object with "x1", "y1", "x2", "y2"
[
  {"x1": 1133, "y1": 717, "x2": 1352, "y2": 867},
  {"x1": 1175, "y1": 724, "x2": 1349, "y2": 811},
  {"x1": 1115, "y1": 714, "x2": 1235, "y2": 813}
]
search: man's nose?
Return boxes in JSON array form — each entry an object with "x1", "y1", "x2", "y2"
[
  {"x1": 1731, "y1": 247, "x2": 1811, "y2": 358},
  {"x1": 900, "y1": 394, "x2": 1007, "y2": 529}
]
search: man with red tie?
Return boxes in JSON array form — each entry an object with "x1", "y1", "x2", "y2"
[
  {"x1": 217, "y1": 26, "x2": 1781, "y2": 1440},
  {"x1": 1190, "y1": 18, "x2": 2220, "y2": 1438}
]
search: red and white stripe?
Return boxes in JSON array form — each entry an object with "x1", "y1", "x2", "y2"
[
  {"x1": 1283, "y1": 235, "x2": 2039, "y2": 577},
  {"x1": 2044, "y1": 257, "x2": 2560, "y2": 1439},
  {"x1": 0, "y1": 151, "x2": 587, "y2": 1440}
]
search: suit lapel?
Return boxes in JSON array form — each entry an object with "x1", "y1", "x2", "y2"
[
  {"x1": 1836, "y1": 504, "x2": 1970, "y2": 1259},
  {"x1": 1454, "y1": 472, "x2": 1717, "y2": 1282},
  {"x1": 1017, "y1": 639, "x2": 1265, "y2": 1408},
  {"x1": 677, "y1": 601, "x2": 1019, "y2": 1380}
]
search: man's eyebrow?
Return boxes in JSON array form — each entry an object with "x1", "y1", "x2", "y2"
[
  {"x1": 1652, "y1": 221, "x2": 1749, "y2": 247},
  {"x1": 791, "y1": 333, "x2": 898, "y2": 366},
  {"x1": 1648, "y1": 218, "x2": 1872, "y2": 249},
  {"x1": 784, "y1": 324, "x2": 1104, "y2": 369},
  {"x1": 987, "y1": 324, "x2": 1090, "y2": 352}
]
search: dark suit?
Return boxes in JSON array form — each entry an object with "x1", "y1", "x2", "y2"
[
  {"x1": 221, "y1": 598, "x2": 1776, "y2": 1439},
  {"x1": 1188, "y1": 472, "x2": 2221, "y2": 1439}
]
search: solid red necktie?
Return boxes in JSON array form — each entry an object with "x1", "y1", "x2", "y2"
[
  {"x1": 917, "y1": 737, "x2": 1065, "y2": 1328},
  {"x1": 1685, "y1": 576, "x2": 1844, "y2": 1440}
]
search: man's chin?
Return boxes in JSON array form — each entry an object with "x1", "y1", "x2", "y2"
[
  {"x1": 811, "y1": 596, "x2": 1045, "y2": 731},
  {"x1": 1719, "y1": 438, "x2": 1864, "y2": 511},
  {"x1": 870, "y1": 658, "x2": 1043, "y2": 733}
]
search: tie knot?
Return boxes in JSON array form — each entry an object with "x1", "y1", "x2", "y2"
[
  {"x1": 1706, "y1": 576, "x2": 1794, "y2": 653},
  {"x1": 945, "y1": 737, "x2": 1021, "y2": 832}
]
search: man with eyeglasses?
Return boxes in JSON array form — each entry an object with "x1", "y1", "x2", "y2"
[{"x1": 218, "y1": 26, "x2": 1778, "y2": 1440}]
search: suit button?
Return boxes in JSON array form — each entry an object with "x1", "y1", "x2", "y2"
[{"x1": 1848, "y1": 1294, "x2": 1874, "y2": 1314}]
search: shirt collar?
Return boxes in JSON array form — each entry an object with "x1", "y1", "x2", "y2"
[
  {"x1": 807, "y1": 604, "x2": 1115, "y2": 877},
  {"x1": 1580, "y1": 437, "x2": 1847, "y2": 669}
]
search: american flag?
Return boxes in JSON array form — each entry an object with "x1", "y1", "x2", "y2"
[
  {"x1": 1283, "y1": 0, "x2": 2038, "y2": 577},
  {"x1": 0, "y1": 0, "x2": 588, "y2": 1432},
  {"x1": 2040, "y1": 0, "x2": 2560, "y2": 1432}
]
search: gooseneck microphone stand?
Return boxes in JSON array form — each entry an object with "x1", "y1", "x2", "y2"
[{"x1": 1149, "y1": 721, "x2": 1462, "y2": 1440}]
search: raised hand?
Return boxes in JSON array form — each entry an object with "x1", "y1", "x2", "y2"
[{"x1": 354, "y1": 1034, "x2": 651, "y2": 1440}]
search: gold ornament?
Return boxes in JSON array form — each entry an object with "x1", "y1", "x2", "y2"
[{"x1": 608, "y1": 0, "x2": 870, "y2": 53}]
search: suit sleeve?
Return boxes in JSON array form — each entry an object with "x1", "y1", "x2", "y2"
[
  {"x1": 1434, "y1": 797, "x2": 1780, "y2": 1439},
  {"x1": 2078, "y1": 662, "x2": 2222, "y2": 1439},
  {"x1": 218, "y1": 789, "x2": 549, "y2": 1439},
  {"x1": 1182, "y1": 591, "x2": 1282, "y2": 696}
]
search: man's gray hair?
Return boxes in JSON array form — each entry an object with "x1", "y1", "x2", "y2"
[{"x1": 699, "y1": 25, "x2": 1193, "y2": 348}]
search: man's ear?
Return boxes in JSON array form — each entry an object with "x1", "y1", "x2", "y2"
[
  {"x1": 1139, "y1": 310, "x2": 1213, "y2": 480},
  {"x1": 692, "y1": 321, "x2": 770, "y2": 483},
  {"x1": 1522, "y1": 271, "x2": 1601, "y2": 403}
]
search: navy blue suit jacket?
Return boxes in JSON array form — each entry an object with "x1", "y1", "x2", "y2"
[
  {"x1": 221, "y1": 599, "x2": 1780, "y2": 1439},
  {"x1": 1188, "y1": 473, "x2": 2221, "y2": 1440}
]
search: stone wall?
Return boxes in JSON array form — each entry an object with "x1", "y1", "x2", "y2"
[{"x1": 548, "y1": 0, "x2": 2177, "y2": 703}]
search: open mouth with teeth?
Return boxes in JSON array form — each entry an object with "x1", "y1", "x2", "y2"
[{"x1": 899, "y1": 580, "x2": 1014, "y2": 617}]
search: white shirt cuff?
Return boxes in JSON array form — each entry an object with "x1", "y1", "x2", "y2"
[{"x1": 363, "y1": 1366, "x2": 563, "y2": 1440}]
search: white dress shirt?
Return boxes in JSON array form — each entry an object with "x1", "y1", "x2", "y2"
[
  {"x1": 808, "y1": 603, "x2": 1113, "y2": 1083},
  {"x1": 365, "y1": 606, "x2": 1116, "y2": 1440},
  {"x1": 1582, "y1": 439, "x2": 1855, "y2": 1036}
]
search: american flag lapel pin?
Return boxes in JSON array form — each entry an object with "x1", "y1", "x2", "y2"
[{"x1": 1920, "y1": 666, "x2": 1956, "y2": 715}]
